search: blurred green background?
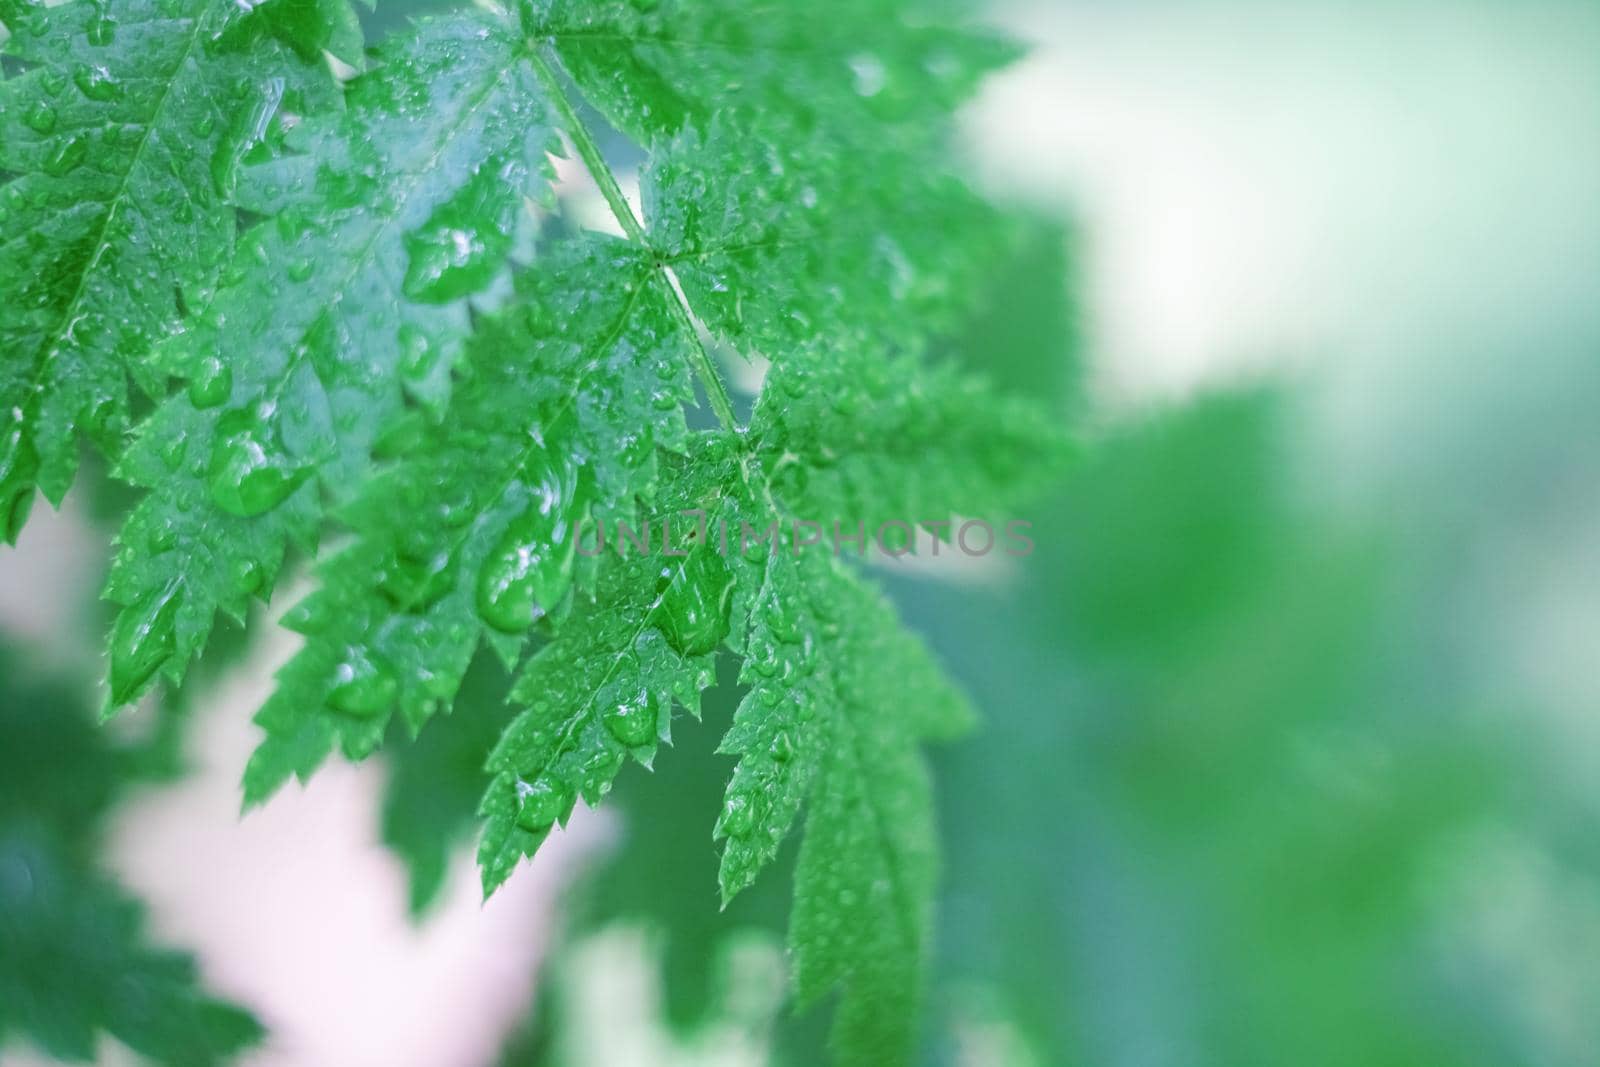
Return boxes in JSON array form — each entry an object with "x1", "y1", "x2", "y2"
[{"x1": 3, "y1": 0, "x2": 1598, "y2": 1065}]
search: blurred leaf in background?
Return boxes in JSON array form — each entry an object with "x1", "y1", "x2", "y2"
[
  {"x1": 901, "y1": 391, "x2": 1511, "y2": 1065},
  {"x1": 0, "y1": 647, "x2": 261, "y2": 1065},
  {"x1": 887, "y1": 200, "x2": 1600, "y2": 1064}
]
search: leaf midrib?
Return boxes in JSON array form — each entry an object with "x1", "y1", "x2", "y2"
[{"x1": 22, "y1": 3, "x2": 211, "y2": 474}]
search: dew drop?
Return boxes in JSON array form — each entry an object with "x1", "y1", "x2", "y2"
[
  {"x1": 158, "y1": 433, "x2": 188, "y2": 471},
  {"x1": 769, "y1": 729, "x2": 795, "y2": 763},
  {"x1": 400, "y1": 156, "x2": 521, "y2": 303},
  {"x1": 720, "y1": 792, "x2": 755, "y2": 838},
  {"x1": 761, "y1": 597, "x2": 804, "y2": 644},
  {"x1": 0, "y1": 415, "x2": 39, "y2": 545},
  {"x1": 513, "y1": 777, "x2": 569, "y2": 834},
  {"x1": 653, "y1": 547, "x2": 734, "y2": 656},
  {"x1": 602, "y1": 689, "x2": 658, "y2": 748},
  {"x1": 86, "y1": 13, "x2": 116, "y2": 46},
  {"x1": 211, "y1": 76, "x2": 284, "y2": 197},
  {"x1": 378, "y1": 544, "x2": 455, "y2": 613},
  {"x1": 186, "y1": 356, "x2": 231, "y2": 408},
  {"x1": 850, "y1": 53, "x2": 887, "y2": 97},
  {"x1": 282, "y1": 596, "x2": 332, "y2": 635},
  {"x1": 286, "y1": 258, "x2": 315, "y2": 283},
  {"x1": 326, "y1": 652, "x2": 397, "y2": 718},
  {"x1": 741, "y1": 528, "x2": 778, "y2": 563},
  {"x1": 316, "y1": 165, "x2": 378, "y2": 212},
  {"x1": 232, "y1": 557, "x2": 264, "y2": 597},
  {"x1": 23, "y1": 101, "x2": 57, "y2": 133},
  {"x1": 750, "y1": 640, "x2": 786, "y2": 680},
  {"x1": 73, "y1": 64, "x2": 119, "y2": 101},
  {"x1": 109, "y1": 582, "x2": 181, "y2": 705},
  {"x1": 475, "y1": 455, "x2": 579, "y2": 633},
  {"x1": 397, "y1": 324, "x2": 438, "y2": 383},
  {"x1": 42, "y1": 137, "x2": 88, "y2": 177},
  {"x1": 206, "y1": 406, "x2": 309, "y2": 517},
  {"x1": 437, "y1": 488, "x2": 474, "y2": 527}
]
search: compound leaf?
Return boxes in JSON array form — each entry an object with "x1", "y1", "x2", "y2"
[
  {"x1": 528, "y1": 0, "x2": 1015, "y2": 143},
  {"x1": 477, "y1": 441, "x2": 741, "y2": 893},
  {"x1": 720, "y1": 550, "x2": 971, "y2": 1065},
  {"x1": 0, "y1": 0, "x2": 334, "y2": 540},
  {"x1": 241, "y1": 237, "x2": 697, "y2": 803},
  {"x1": 106, "y1": 12, "x2": 558, "y2": 709},
  {"x1": 752, "y1": 344, "x2": 1071, "y2": 543},
  {"x1": 10, "y1": 3, "x2": 1076, "y2": 1064}
]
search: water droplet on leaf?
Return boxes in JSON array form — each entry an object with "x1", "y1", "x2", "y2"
[
  {"x1": 232, "y1": 557, "x2": 264, "y2": 597},
  {"x1": 0, "y1": 416, "x2": 39, "y2": 545},
  {"x1": 158, "y1": 433, "x2": 188, "y2": 471},
  {"x1": 86, "y1": 13, "x2": 116, "y2": 46},
  {"x1": 73, "y1": 64, "x2": 119, "y2": 101},
  {"x1": 653, "y1": 547, "x2": 734, "y2": 656},
  {"x1": 186, "y1": 356, "x2": 231, "y2": 408},
  {"x1": 602, "y1": 689, "x2": 658, "y2": 748},
  {"x1": 769, "y1": 729, "x2": 795, "y2": 763},
  {"x1": 514, "y1": 777, "x2": 568, "y2": 834},
  {"x1": 23, "y1": 102, "x2": 57, "y2": 133},
  {"x1": 397, "y1": 325, "x2": 438, "y2": 383},
  {"x1": 749, "y1": 640, "x2": 787, "y2": 680},
  {"x1": 400, "y1": 156, "x2": 522, "y2": 303},
  {"x1": 720, "y1": 792, "x2": 755, "y2": 837},
  {"x1": 43, "y1": 137, "x2": 88, "y2": 176},
  {"x1": 282, "y1": 596, "x2": 332, "y2": 635},
  {"x1": 761, "y1": 597, "x2": 804, "y2": 644},
  {"x1": 110, "y1": 583, "x2": 181, "y2": 705},
  {"x1": 327, "y1": 652, "x2": 397, "y2": 718},
  {"x1": 475, "y1": 454, "x2": 579, "y2": 633},
  {"x1": 379, "y1": 544, "x2": 455, "y2": 612},
  {"x1": 850, "y1": 53, "x2": 887, "y2": 97},
  {"x1": 207, "y1": 406, "x2": 309, "y2": 517}
]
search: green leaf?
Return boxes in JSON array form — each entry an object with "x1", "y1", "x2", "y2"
[
  {"x1": 526, "y1": 0, "x2": 1016, "y2": 354},
  {"x1": 528, "y1": 0, "x2": 1017, "y2": 143},
  {"x1": 0, "y1": 647, "x2": 262, "y2": 1065},
  {"x1": 0, "y1": 0, "x2": 332, "y2": 541},
  {"x1": 14, "y1": 2, "x2": 1074, "y2": 1062},
  {"x1": 641, "y1": 116, "x2": 1004, "y2": 354},
  {"x1": 105, "y1": 12, "x2": 558, "y2": 709},
  {"x1": 477, "y1": 442, "x2": 740, "y2": 894},
  {"x1": 0, "y1": 836, "x2": 264, "y2": 1066},
  {"x1": 720, "y1": 550, "x2": 972, "y2": 1065},
  {"x1": 250, "y1": 0, "x2": 367, "y2": 66},
  {"x1": 751, "y1": 345, "x2": 1072, "y2": 540},
  {"x1": 241, "y1": 237, "x2": 697, "y2": 803}
]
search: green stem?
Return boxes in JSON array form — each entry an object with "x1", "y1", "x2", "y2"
[
  {"x1": 528, "y1": 49, "x2": 648, "y2": 246},
  {"x1": 654, "y1": 268, "x2": 742, "y2": 431},
  {"x1": 529, "y1": 47, "x2": 743, "y2": 432}
]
